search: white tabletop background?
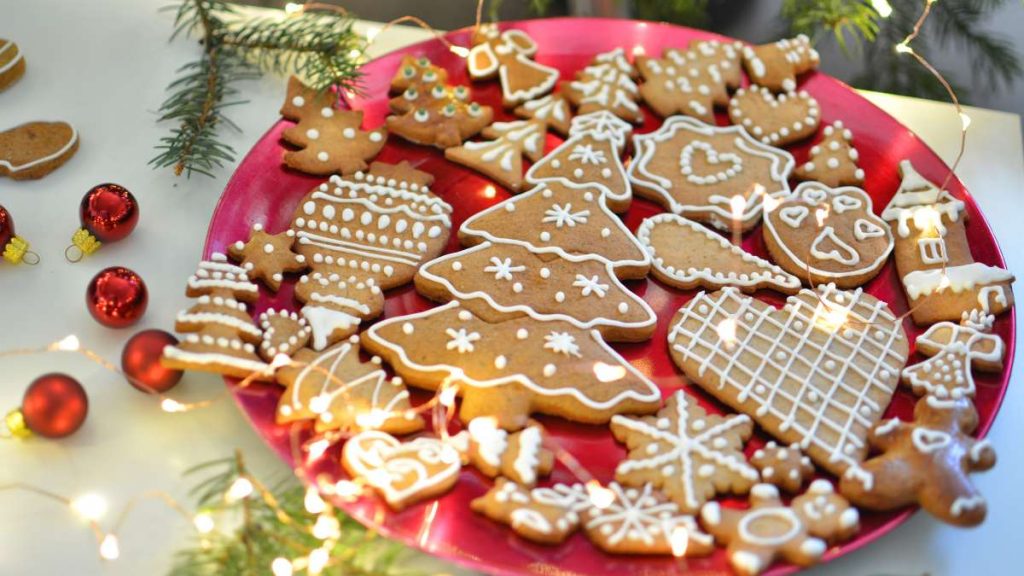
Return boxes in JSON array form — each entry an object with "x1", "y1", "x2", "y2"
[{"x1": 1, "y1": 1, "x2": 1021, "y2": 574}]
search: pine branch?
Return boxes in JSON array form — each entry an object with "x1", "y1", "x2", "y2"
[{"x1": 782, "y1": 0, "x2": 880, "y2": 55}]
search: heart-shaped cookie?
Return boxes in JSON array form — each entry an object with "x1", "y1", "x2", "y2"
[
  {"x1": 341, "y1": 430, "x2": 462, "y2": 510},
  {"x1": 728, "y1": 86, "x2": 820, "y2": 146},
  {"x1": 668, "y1": 284, "x2": 909, "y2": 476}
]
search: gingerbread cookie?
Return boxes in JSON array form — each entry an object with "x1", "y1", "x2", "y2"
[
  {"x1": 460, "y1": 419, "x2": 554, "y2": 486},
  {"x1": 763, "y1": 182, "x2": 894, "y2": 288},
  {"x1": 389, "y1": 55, "x2": 449, "y2": 93},
  {"x1": 459, "y1": 180, "x2": 651, "y2": 279},
  {"x1": 669, "y1": 285, "x2": 909, "y2": 476},
  {"x1": 293, "y1": 271, "x2": 384, "y2": 350},
  {"x1": 471, "y1": 479, "x2": 589, "y2": 544},
  {"x1": 728, "y1": 86, "x2": 820, "y2": 146},
  {"x1": 636, "y1": 49, "x2": 718, "y2": 123},
  {"x1": 525, "y1": 110, "x2": 633, "y2": 213},
  {"x1": 163, "y1": 254, "x2": 271, "y2": 379},
  {"x1": 361, "y1": 301, "x2": 661, "y2": 430},
  {"x1": 227, "y1": 224, "x2": 307, "y2": 292},
  {"x1": 701, "y1": 482, "x2": 855, "y2": 576},
  {"x1": 415, "y1": 241, "x2": 656, "y2": 342},
  {"x1": 276, "y1": 337, "x2": 423, "y2": 435},
  {"x1": 610, "y1": 390, "x2": 758, "y2": 513},
  {"x1": 882, "y1": 160, "x2": 1015, "y2": 325},
  {"x1": 902, "y1": 312, "x2": 1005, "y2": 400},
  {"x1": 638, "y1": 213, "x2": 801, "y2": 294},
  {"x1": 792, "y1": 479, "x2": 860, "y2": 544},
  {"x1": 290, "y1": 161, "x2": 452, "y2": 291},
  {"x1": 794, "y1": 121, "x2": 864, "y2": 186},
  {"x1": 341, "y1": 431, "x2": 462, "y2": 510},
  {"x1": 257, "y1": 309, "x2": 310, "y2": 361},
  {"x1": 563, "y1": 48, "x2": 643, "y2": 124},
  {"x1": 279, "y1": 77, "x2": 386, "y2": 176},
  {"x1": 581, "y1": 482, "x2": 715, "y2": 556},
  {"x1": 0, "y1": 121, "x2": 79, "y2": 180},
  {"x1": 685, "y1": 39, "x2": 745, "y2": 90},
  {"x1": 750, "y1": 441, "x2": 815, "y2": 493},
  {"x1": 741, "y1": 35, "x2": 820, "y2": 93},
  {"x1": 513, "y1": 93, "x2": 572, "y2": 136},
  {"x1": 445, "y1": 120, "x2": 546, "y2": 192},
  {"x1": 628, "y1": 116, "x2": 794, "y2": 232},
  {"x1": 839, "y1": 396, "x2": 996, "y2": 527},
  {"x1": 0, "y1": 39, "x2": 25, "y2": 91},
  {"x1": 468, "y1": 26, "x2": 559, "y2": 107}
]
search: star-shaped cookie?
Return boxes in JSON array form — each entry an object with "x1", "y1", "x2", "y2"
[{"x1": 227, "y1": 224, "x2": 308, "y2": 292}]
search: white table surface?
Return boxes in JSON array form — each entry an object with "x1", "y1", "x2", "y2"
[{"x1": 1, "y1": 2, "x2": 1021, "y2": 574}]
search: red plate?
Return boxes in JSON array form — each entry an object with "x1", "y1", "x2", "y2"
[{"x1": 207, "y1": 18, "x2": 1015, "y2": 576}]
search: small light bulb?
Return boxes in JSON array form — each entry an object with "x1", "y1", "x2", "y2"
[
  {"x1": 450, "y1": 45, "x2": 470, "y2": 58},
  {"x1": 439, "y1": 385, "x2": 458, "y2": 408},
  {"x1": 365, "y1": 26, "x2": 381, "y2": 42},
  {"x1": 284, "y1": 3, "x2": 303, "y2": 15},
  {"x1": 716, "y1": 318, "x2": 738, "y2": 345},
  {"x1": 959, "y1": 112, "x2": 972, "y2": 130},
  {"x1": 586, "y1": 481, "x2": 615, "y2": 509},
  {"x1": 307, "y1": 438, "x2": 331, "y2": 461},
  {"x1": 895, "y1": 43, "x2": 913, "y2": 55},
  {"x1": 225, "y1": 477, "x2": 254, "y2": 503},
  {"x1": 54, "y1": 335, "x2": 80, "y2": 352},
  {"x1": 632, "y1": 44, "x2": 646, "y2": 57},
  {"x1": 938, "y1": 273, "x2": 952, "y2": 290},
  {"x1": 99, "y1": 534, "x2": 120, "y2": 560},
  {"x1": 309, "y1": 394, "x2": 330, "y2": 414},
  {"x1": 730, "y1": 195, "x2": 746, "y2": 221},
  {"x1": 311, "y1": 513, "x2": 341, "y2": 540},
  {"x1": 593, "y1": 362, "x2": 627, "y2": 383},
  {"x1": 161, "y1": 398, "x2": 187, "y2": 413},
  {"x1": 270, "y1": 353, "x2": 291, "y2": 370},
  {"x1": 871, "y1": 0, "x2": 893, "y2": 17},
  {"x1": 762, "y1": 192, "x2": 780, "y2": 214},
  {"x1": 818, "y1": 306, "x2": 849, "y2": 332},
  {"x1": 483, "y1": 185, "x2": 497, "y2": 199},
  {"x1": 193, "y1": 512, "x2": 215, "y2": 534},
  {"x1": 348, "y1": 48, "x2": 362, "y2": 59},
  {"x1": 355, "y1": 409, "x2": 388, "y2": 429},
  {"x1": 271, "y1": 557, "x2": 294, "y2": 576},
  {"x1": 334, "y1": 480, "x2": 362, "y2": 500},
  {"x1": 304, "y1": 486, "x2": 326, "y2": 514},
  {"x1": 670, "y1": 525, "x2": 690, "y2": 557},
  {"x1": 307, "y1": 548, "x2": 329, "y2": 575},
  {"x1": 71, "y1": 494, "x2": 108, "y2": 521}
]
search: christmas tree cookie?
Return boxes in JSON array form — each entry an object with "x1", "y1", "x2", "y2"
[
  {"x1": 445, "y1": 119, "x2": 546, "y2": 192},
  {"x1": 513, "y1": 93, "x2": 572, "y2": 136},
  {"x1": 563, "y1": 48, "x2": 643, "y2": 124},
  {"x1": 794, "y1": 121, "x2": 865, "y2": 186}
]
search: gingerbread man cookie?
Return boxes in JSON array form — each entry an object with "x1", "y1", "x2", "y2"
[
  {"x1": 459, "y1": 419, "x2": 554, "y2": 486},
  {"x1": 610, "y1": 390, "x2": 759, "y2": 513},
  {"x1": 257, "y1": 308, "x2": 310, "y2": 361},
  {"x1": 763, "y1": 181, "x2": 894, "y2": 288},
  {"x1": 839, "y1": 396, "x2": 996, "y2": 527},
  {"x1": 628, "y1": 116, "x2": 794, "y2": 232},
  {"x1": 741, "y1": 35, "x2": 820, "y2": 93},
  {"x1": 0, "y1": 39, "x2": 25, "y2": 92},
  {"x1": 750, "y1": 441, "x2": 815, "y2": 493},
  {"x1": 279, "y1": 77, "x2": 386, "y2": 176},
  {"x1": 445, "y1": 119, "x2": 546, "y2": 192},
  {"x1": 471, "y1": 479, "x2": 589, "y2": 545},
  {"x1": 361, "y1": 301, "x2": 661, "y2": 430},
  {"x1": 415, "y1": 241, "x2": 656, "y2": 342},
  {"x1": 342, "y1": 431, "x2": 463, "y2": 510},
  {"x1": 638, "y1": 213, "x2": 801, "y2": 294},
  {"x1": 794, "y1": 121, "x2": 864, "y2": 186},
  {"x1": 513, "y1": 93, "x2": 572, "y2": 136},
  {"x1": 669, "y1": 285, "x2": 909, "y2": 476},
  {"x1": 728, "y1": 86, "x2": 821, "y2": 146},
  {"x1": 276, "y1": 337, "x2": 423, "y2": 435},
  {"x1": 467, "y1": 26, "x2": 559, "y2": 107},
  {"x1": 902, "y1": 311, "x2": 1005, "y2": 400},
  {"x1": 227, "y1": 224, "x2": 307, "y2": 292},
  {"x1": 701, "y1": 482, "x2": 856, "y2": 576},
  {"x1": 0, "y1": 121, "x2": 80, "y2": 180},
  {"x1": 563, "y1": 48, "x2": 643, "y2": 124}
]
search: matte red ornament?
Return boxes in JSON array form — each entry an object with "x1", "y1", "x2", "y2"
[
  {"x1": 121, "y1": 329, "x2": 182, "y2": 393},
  {"x1": 86, "y1": 266, "x2": 148, "y2": 328},
  {"x1": 21, "y1": 373, "x2": 88, "y2": 438},
  {"x1": 0, "y1": 204, "x2": 38, "y2": 265},
  {"x1": 67, "y1": 183, "x2": 139, "y2": 261}
]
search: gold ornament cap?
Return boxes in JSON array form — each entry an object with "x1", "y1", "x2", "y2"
[{"x1": 4, "y1": 409, "x2": 32, "y2": 439}]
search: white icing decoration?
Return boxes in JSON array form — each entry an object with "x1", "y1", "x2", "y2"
[
  {"x1": 903, "y1": 263, "x2": 1014, "y2": 301},
  {"x1": 0, "y1": 122, "x2": 79, "y2": 174},
  {"x1": 342, "y1": 431, "x2": 461, "y2": 508},
  {"x1": 809, "y1": 226, "x2": 860, "y2": 265}
]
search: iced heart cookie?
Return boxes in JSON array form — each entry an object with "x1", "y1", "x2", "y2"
[
  {"x1": 628, "y1": 116, "x2": 794, "y2": 232},
  {"x1": 361, "y1": 301, "x2": 661, "y2": 430},
  {"x1": 839, "y1": 396, "x2": 996, "y2": 527},
  {"x1": 227, "y1": 224, "x2": 307, "y2": 292},
  {"x1": 728, "y1": 86, "x2": 820, "y2": 146},
  {"x1": 0, "y1": 121, "x2": 79, "y2": 180},
  {"x1": 275, "y1": 337, "x2": 423, "y2": 435},
  {"x1": 882, "y1": 160, "x2": 1014, "y2": 325},
  {"x1": 279, "y1": 77, "x2": 386, "y2": 176},
  {"x1": 793, "y1": 121, "x2": 864, "y2": 186},
  {"x1": 701, "y1": 482, "x2": 857, "y2": 576},
  {"x1": 763, "y1": 182, "x2": 894, "y2": 288},
  {"x1": 638, "y1": 213, "x2": 801, "y2": 294},
  {"x1": 610, "y1": 390, "x2": 759, "y2": 513},
  {"x1": 459, "y1": 419, "x2": 554, "y2": 486},
  {"x1": 459, "y1": 180, "x2": 651, "y2": 280},
  {"x1": 341, "y1": 430, "x2": 462, "y2": 510},
  {"x1": 525, "y1": 110, "x2": 633, "y2": 213},
  {"x1": 468, "y1": 26, "x2": 559, "y2": 107},
  {"x1": 669, "y1": 285, "x2": 909, "y2": 476},
  {"x1": 0, "y1": 39, "x2": 25, "y2": 92},
  {"x1": 513, "y1": 93, "x2": 572, "y2": 136},
  {"x1": 415, "y1": 241, "x2": 656, "y2": 342},
  {"x1": 257, "y1": 308, "x2": 310, "y2": 361},
  {"x1": 563, "y1": 48, "x2": 643, "y2": 124},
  {"x1": 293, "y1": 271, "x2": 384, "y2": 350},
  {"x1": 750, "y1": 441, "x2": 815, "y2": 493},
  {"x1": 741, "y1": 35, "x2": 820, "y2": 93},
  {"x1": 902, "y1": 312, "x2": 1005, "y2": 400},
  {"x1": 444, "y1": 119, "x2": 546, "y2": 192}
]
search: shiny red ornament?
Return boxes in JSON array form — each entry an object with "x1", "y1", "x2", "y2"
[
  {"x1": 21, "y1": 373, "x2": 89, "y2": 438},
  {"x1": 67, "y1": 183, "x2": 139, "y2": 261},
  {"x1": 121, "y1": 329, "x2": 182, "y2": 393},
  {"x1": 0, "y1": 204, "x2": 38, "y2": 265},
  {"x1": 86, "y1": 266, "x2": 148, "y2": 328}
]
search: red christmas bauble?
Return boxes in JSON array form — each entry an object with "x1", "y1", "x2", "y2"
[
  {"x1": 22, "y1": 373, "x2": 88, "y2": 438},
  {"x1": 80, "y1": 184, "x2": 139, "y2": 243},
  {"x1": 87, "y1": 266, "x2": 148, "y2": 328},
  {"x1": 121, "y1": 329, "x2": 182, "y2": 393},
  {"x1": 0, "y1": 204, "x2": 14, "y2": 249}
]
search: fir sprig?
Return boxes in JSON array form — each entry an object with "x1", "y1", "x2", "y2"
[
  {"x1": 152, "y1": 0, "x2": 364, "y2": 178},
  {"x1": 782, "y1": 0, "x2": 880, "y2": 54},
  {"x1": 168, "y1": 452, "x2": 412, "y2": 576}
]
